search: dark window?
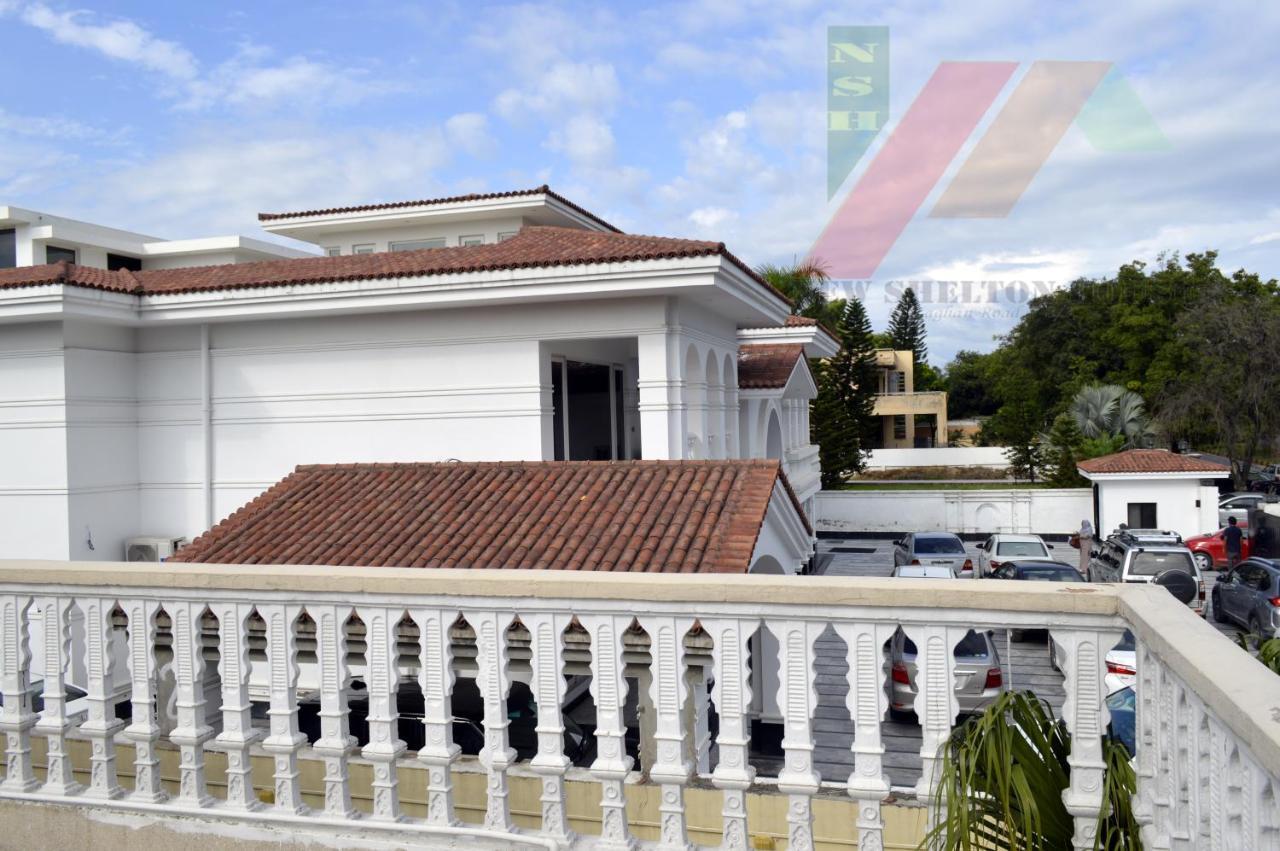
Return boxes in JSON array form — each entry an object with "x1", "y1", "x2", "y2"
[
  {"x1": 613, "y1": 366, "x2": 625, "y2": 460},
  {"x1": 45, "y1": 245, "x2": 76, "y2": 264},
  {"x1": 893, "y1": 415, "x2": 906, "y2": 440},
  {"x1": 107, "y1": 253, "x2": 142, "y2": 271},
  {"x1": 551, "y1": 361, "x2": 566, "y2": 461},
  {"x1": 1127, "y1": 550, "x2": 1193, "y2": 577},
  {"x1": 1127, "y1": 502, "x2": 1157, "y2": 528},
  {"x1": 0, "y1": 229, "x2": 14, "y2": 268},
  {"x1": 914, "y1": 536, "x2": 965, "y2": 554}
]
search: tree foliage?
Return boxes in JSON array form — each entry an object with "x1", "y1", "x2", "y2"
[
  {"x1": 888, "y1": 286, "x2": 929, "y2": 366},
  {"x1": 813, "y1": 297, "x2": 880, "y2": 486},
  {"x1": 1042, "y1": 413, "x2": 1088, "y2": 488},
  {"x1": 757, "y1": 261, "x2": 843, "y2": 329}
]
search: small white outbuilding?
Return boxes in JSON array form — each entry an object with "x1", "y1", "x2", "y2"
[{"x1": 1078, "y1": 449, "x2": 1230, "y2": 539}]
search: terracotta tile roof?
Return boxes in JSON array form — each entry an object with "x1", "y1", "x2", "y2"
[
  {"x1": 257, "y1": 185, "x2": 622, "y2": 233},
  {"x1": 784, "y1": 315, "x2": 817, "y2": 326},
  {"x1": 0, "y1": 226, "x2": 789, "y2": 306},
  {"x1": 1077, "y1": 449, "x2": 1229, "y2": 475},
  {"x1": 738, "y1": 344, "x2": 808, "y2": 389},
  {"x1": 169, "y1": 460, "x2": 806, "y2": 572}
]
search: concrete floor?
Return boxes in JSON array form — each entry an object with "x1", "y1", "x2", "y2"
[{"x1": 761, "y1": 536, "x2": 1243, "y2": 790}]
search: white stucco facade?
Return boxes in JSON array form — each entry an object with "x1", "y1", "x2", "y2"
[{"x1": 1085, "y1": 474, "x2": 1224, "y2": 539}]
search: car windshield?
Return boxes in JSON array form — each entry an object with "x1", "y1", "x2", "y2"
[
  {"x1": 996, "y1": 541, "x2": 1048, "y2": 557},
  {"x1": 1128, "y1": 550, "x2": 1195, "y2": 577},
  {"x1": 902, "y1": 629, "x2": 989, "y2": 658},
  {"x1": 1018, "y1": 567, "x2": 1083, "y2": 582},
  {"x1": 915, "y1": 536, "x2": 964, "y2": 554}
]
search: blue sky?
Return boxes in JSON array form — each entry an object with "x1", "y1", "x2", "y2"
[{"x1": 2, "y1": 0, "x2": 1278, "y2": 362}]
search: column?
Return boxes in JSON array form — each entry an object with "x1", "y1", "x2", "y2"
[
  {"x1": 833, "y1": 621, "x2": 897, "y2": 850},
  {"x1": 641, "y1": 616, "x2": 696, "y2": 850},
  {"x1": 122, "y1": 600, "x2": 165, "y2": 802},
  {"x1": 901, "y1": 624, "x2": 966, "y2": 806},
  {"x1": 581, "y1": 614, "x2": 636, "y2": 850},
  {"x1": 34, "y1": 596, "x2": 82, "y2": 795},
  {"x1": 213, "y1": 601, "x2": 263, "y2": 811},
  {"x1": 358, "y1": 606, "x2": 407, "y2": 822},
  {"x1": 523, "y1": 612, "x2": 574, "y2": 845},
  {"x1": 168, "y1": 600, "x2": 214, "y2": 806},
  {"x1": 1053, "y1": 627, "x2": 1124, "y2": 850},
  {"x1": 723, "y1": 386, "x2": 740, "y2": 458},
  {"x1": 773, "y1": 619, "x2": 823, "y2": 851},
  {"x1": 0, "y1": 594, "x2": 37, "y2": 792},
  {"x1": 261, "y1": 603, "x2": 307, "y2": 814},
  {"x1": 81, "y1": 597, "x2": 124, "y2": 798},
  {"x1": 637, "y1": 329, "x2": 684, "y2": 459},
  {"x1": 416, "y1": 607, "x2": 461, "y2": 827},
  {"x1": 312, "y1": 603, "x2": 358, "y2": 819},
  {"x1": 474, "y1": 611, "x2": 518, "y2": 832},
  {"x1": 705, "y1": 617, "x2": 759, "y2": 850}
]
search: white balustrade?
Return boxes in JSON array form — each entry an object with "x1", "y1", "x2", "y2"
[{"x1": 0, "y1": 564, "x2": 1274, "y2": 851}]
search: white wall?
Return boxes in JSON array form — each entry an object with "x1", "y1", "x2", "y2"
[
  {"x1": 865, "y1": 446, "x2": 1009, "y2": 470},
  {"x1": 307, "y1": 216, "x2": 527, "y2": 256},
  {"x1": 815, "y1": 488, "x2": 1092, "y2": 535},
  {"x1": 1094, "y1": 478, "x2": 1222, "y2": 539}
]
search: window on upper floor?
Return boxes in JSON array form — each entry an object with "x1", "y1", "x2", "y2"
[
  {"x1": 325, "y1": 247, "x2": 341, "y2": 257},
  {"x1": 107, "y1": 253, "x2": 142, "y2": 272},
  {"x1": 352, "y1": 244, "x2": 375, "y2": 254},
  {"x1": 497, "y1": 231, "x2": 518, "y2": 242},
  {"x1": 893, "y1": 415, "x2": 907, "y2": 440},
  {"x1": 389, "y1": 238, "x2": 446, "y2": 252},
  {"x1": 45, "y1": 245, "x2": 76, "y2": 264},
  {"x1": 459, "y1": 234, "x2": 484, "y2": 246},
  {"x1": 0, "y1": 229, "x2": 14, "y2": 268}
]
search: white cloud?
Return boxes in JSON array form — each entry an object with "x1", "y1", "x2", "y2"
[
  {"x1": 494, "y1": 61, "x2": 620, "y2": 120},
  {"x1": 18, "y1": 2, "x2": 198, "y2": 80},
  {"x1": 687, "y1": 206, "x2": 736, "y2": 231},
  {"x1": 0, "y1": 107, "x2": 125, "y2": 143},
  {"x1": 545, "y1": 115, "x2": 615, "y2": 167},
  {"x1": 444, "y1": 113, "x2": 497, "y2": 158}
]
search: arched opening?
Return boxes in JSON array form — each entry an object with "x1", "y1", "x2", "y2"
[
  {"x1": 765, "y1": 409, "x2": 783, "y2": 460},
  {"x1": 749, "y1": 554, "x2": 786, "y2": 574},
  {"x1": 704, "y1": 353, "x2": 721, "y2": 459},
  {"x1": 683, "y1": 345, "x2": 704, "y2": 459}
]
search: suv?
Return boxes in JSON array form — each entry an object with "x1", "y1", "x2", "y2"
[{"x1": 1088, "y1": 529, "x2": 1205, "y2": 615}]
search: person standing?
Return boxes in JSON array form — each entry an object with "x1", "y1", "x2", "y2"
[
  {"x1": 1074, "y1": 520, "x2": 1095, "y2": 577},
  {"x1": 1223, "y1": 516, "x2": 1244, "y2": 570}
]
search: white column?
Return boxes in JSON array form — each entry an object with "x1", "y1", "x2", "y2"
[
  {"x1": 416, "y1": 607, "x2": 461, "y2": 827},
  {"x1": 901, "y1": 624, "x2": 966, "y2": 806},
  {"x1": 723, "y1": 387, "x2": 740, "y2": 458},
  {"x1": 0, "y1": 594, "x2": 37, "y2": 792},
  {"x1": 474, "y1": 611, "x2": 518, "y2": 832},
  {"x1": 773, "y1": 619, "x2": 823, "y2": 851},
  {"x1": 122, "y1": 600, "x2": 165, "y2": 802},
  {"x1": 581, "y1": 614, "x2": 636, "y2": 850},
  {"x1": 359, "y1": 606, "x2": 407, "y2": 822},
  {"x1": 261, "y1": 603, "x2": 307, "y2": 815},
  {"x1": 1054, "y1": 627, "x2": 1124, "y2": 850},
  {"x1": 312, "y1": 603, "x2": 357, "y2": 819},
  {"x1": 642, "y1": 615, "x2": 696, "y2": 851},
  {"x1": 81, "y1": 597, "x2": 123, "y2": 799},
  {"x1": 705, "y1": 617, "x2": 758, "y2": 851},
  {"x1": 169, "y1": 601, "x2": 214, "y2": 806},
  {"x1": 34, "y1": 596, "x2": 82, "y2": 795},
  {"x1": 833, "y1": 621, "x2": 896, "y2": 850},
  {"x1": 213, "y1": 601, "x2": 262, "y2": 811},
  {"x1": 524, "y1": 612, "x2": 574, "y2": 845},
  {"x1": 637, "y1": 330, "x2": 684, "y2": 460}
]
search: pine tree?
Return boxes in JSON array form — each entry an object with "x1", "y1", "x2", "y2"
[
  {"x1": 1043, "y1": 412, "x2": 1088, "y2": 487},
  {"x1": 888, "y1": 287, "x2": 928, "y2": 366},
  {"x1": 812, "y1": 297, "x2": 880, "y2": 486}
]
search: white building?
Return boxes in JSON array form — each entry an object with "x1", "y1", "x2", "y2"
[
  {"x1": 0, "y1": 187, "x2": 835, "y2": 561},
  {"x1": 1078, "y1": 448, "x2": 1229, "y2": 538}
]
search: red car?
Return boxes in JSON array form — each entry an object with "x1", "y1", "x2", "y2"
[{"x1": 1186, "y1": 525, "x2": 1250, "y2": 571}]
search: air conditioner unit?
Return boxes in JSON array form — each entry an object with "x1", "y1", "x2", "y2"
[{"x1": 125, "y1": 536, "x2": 189, "y2": 563}]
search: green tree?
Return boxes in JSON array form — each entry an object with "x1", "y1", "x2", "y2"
[
  {"x1": 757, "y1": 261, "x2": 842, "y2": 328},
  {"x1": 812, "y1": 297, "x2": 880, "y2": 486},
  {"x1": 888, "y1": 286, "x2": 928, "y2": 366},
  {"x1": 1069, "y1": 385, "x2": 1153, "y2": 448},
  {"x1": 1042, "y1": 413, "x2": 1088, "y2": 487},
  {"x1": 942, "y1": 350, "x2": 999, "y2": 418}
]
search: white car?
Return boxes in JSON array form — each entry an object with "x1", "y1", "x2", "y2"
[
  {"x1": 1049, "y1": 629, "x2": 1136, "y2": 695},
  {"x1": 977, "y1": 533, "x2": 1057, "y2": 577},
  {"x1": 892, "y1": 563, "x2": 955, "y2": 579}
]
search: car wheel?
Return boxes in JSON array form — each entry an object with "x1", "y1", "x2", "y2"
[
  {"x1": 1212, "y1": 591, "x2": 1229, "y2": 623},
  {"x1": 1194, "y1": 552, "x2": 1213, "y2": 574}
]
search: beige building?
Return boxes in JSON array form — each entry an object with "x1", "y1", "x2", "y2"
[{"x1": 871, "y1": 349, "x2": 949, "y2": 448}]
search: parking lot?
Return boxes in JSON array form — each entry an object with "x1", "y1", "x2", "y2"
[{"x1": 788, "y1": 535, "x2": 1244, "y2": 789}]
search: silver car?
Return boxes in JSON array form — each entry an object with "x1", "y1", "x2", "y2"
[
  {"x1": 1220, "y1": 493, "x2": 1266, "y2": 527},
  {"x1": 886, "y1": 628, "x2": 1004, "y2": 720},
  {"x1": 893, "y1": 532, "x2": 973, "y2": 577}
]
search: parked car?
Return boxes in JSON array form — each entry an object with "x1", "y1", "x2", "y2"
[
  {"x1": 1104, "y1": 630, "x2": 1136, "y2": 694},
  {"x1": 976, "y1": 534, "x2": 1056, "y2": 577},
  {"x1": 893, "y1": 532, "x2": 973, "y2": 578},
  {"x1": 886, "y1": 627, "x2": 1003, "y2": 720},
  {"x1": 1220, "y1": 493, "x2": 1267, "y2": 527},
  {"x1": 892, "y1": 563, "x2": 955, "y2": 579},
  {"x1": 986, "y1": 560, "x2": 1083, "y2": 582},
  {"x1": 1088, "y1": 529, "x2": 1205, "y2": 616},
  {"x1": 1186, "y1": 525, "x2": 1251, "y2": 572},
  {"x1": 1211, "y1": 558, "x2": 1280, "y2": 638},
  {"x1": 1106, "y1": 686, "x2": 1137, "y2": 757}
]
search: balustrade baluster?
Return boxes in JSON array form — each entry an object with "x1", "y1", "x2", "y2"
[
  {"x1": 212, "y1": 602, "x2": 261, "y2": 811},
  {"x1": 122, "y1": 600, "x2": 164, "y2": 802},
  {"x1": 416, "y1": 607, "x2": 460, "y2": 827},
  {"x1": 704, "y1": 616, "x2": 758, "y2": 851},
  {"x1": 260, "y1": 603, "x2": 306, "y2": 814},
  {"x1": 833, "y1": 621, "x2": 896, "y2": 851},
  {"x1": 522, "y1": 611, "x2": 574, "y2": 845},
  {"x1": 901, "y1": 623, "x2": 965, "y2": 808},
  {"x1": 168, "y1": 600, "x2": 214, "y2": 806},
  {"x1": 358, "y1": 606, "x2": 406, "y2": 822},
  {"x1": 641, "y1": 615, "x2": 696, "y2": 851},
  {"x1": 473, "y1": 610, "x2": 517, "y2": 833},
  {"x1": 81, "y1": 597, "x2": 123, "y2": 798},
  {"x1": 34, "y1": 596, "x2": 81, "y2": 795},
  {"x1": 0, "y1": 593, "x2": 37, "y2": 792},
  {"x1": 311, "y1": 603, "x2": 357, "y2": 819},
  {"x1": 581, "y1": 613, "x2": 635, "y2": 851},
  {"x1": 772, "y1": 618, "x2": 823, "y2": 851}
]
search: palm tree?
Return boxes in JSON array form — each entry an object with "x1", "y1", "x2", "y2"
[
  {"x1": 756, "y1": 260, "x2": 835, "y2": 326},
  {"x1": 1069, "y1": 385, "x2": 1153, "y2": 448}
]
